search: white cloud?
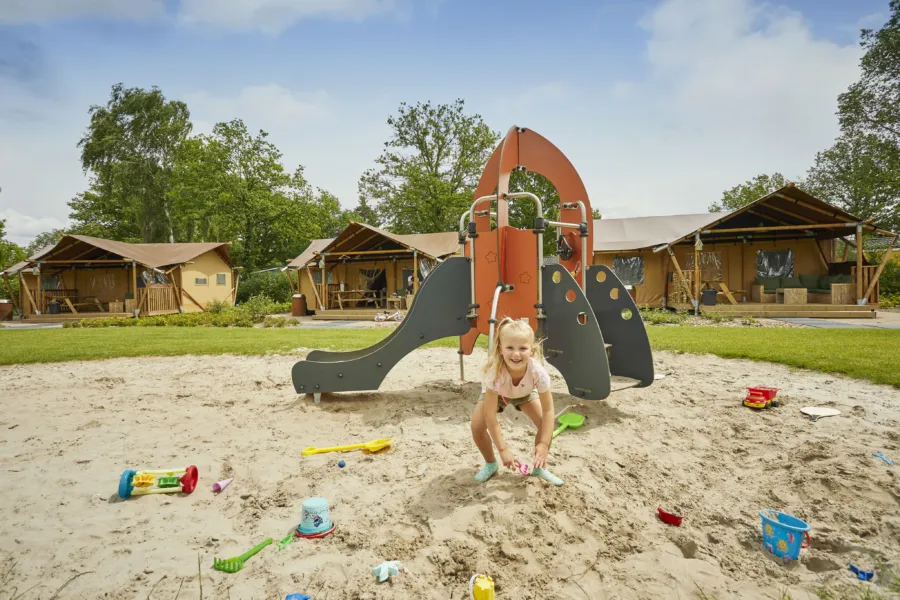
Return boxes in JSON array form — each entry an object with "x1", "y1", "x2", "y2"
[
  {"x1": 184, "y1": 84, "x2": 330, "y2": 134},
  {"x1": 177, "y1": 0, "x2": 402, "y2": 34},
  {"x1": 0, "y1": 0, "x2": 166, "y2": 22},
  {"x1": 541, "y1": 0, "x2": 863, "y2": 219},
  {"x1": 0, "y1": 208, "x2": 68, "y2": 247}
]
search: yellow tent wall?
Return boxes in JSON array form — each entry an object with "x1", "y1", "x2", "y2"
[
  {"x1": 595, "y1": 238, "x2": 835, "y2": 307},
  {"x1": 295, "y1": 257, "x2": 418, "y2": 310},
  {"x1": 180, "y1": 250, "x2": 234, "y2": 312}
]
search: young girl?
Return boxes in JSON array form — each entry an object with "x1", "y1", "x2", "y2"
[{"x1": 470, "y1": 316, "x2": 563, "y2": 486}]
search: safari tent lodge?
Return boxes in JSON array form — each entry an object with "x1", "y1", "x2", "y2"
[
  {"x1": 283, "y1": 222, "x2": 459, "y2": 319},
  {"x1": 1, "y1": 235, "x2": 241, "y2": 321},
  {"x1": 591, "y1": 184, "x2": 897, "y2": 319}
]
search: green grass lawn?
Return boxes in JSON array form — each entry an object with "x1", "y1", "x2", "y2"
[{"x1": 2, "y1": 326, "x2": 898, "y2": 388}]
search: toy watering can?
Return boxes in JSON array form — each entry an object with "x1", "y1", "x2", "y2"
[{"x1": 469, "y1": 574, "x2": 494, "y2": 599}]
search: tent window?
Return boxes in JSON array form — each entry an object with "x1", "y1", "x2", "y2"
[
  {"x1": 757, "y1": 249, "x2": 793, "y2": 278},
  {"x1": 216, "y1": 273, "x2": 226, "y2": 286},
  {"x1": 685, "y1": 251, "x2": 723, "y2": 281},
  {"x1": 312, "y1": 270, "x2": 333, "y2": 285},
  {"x1": 195, "y1": 277, "x2": 208, "y2": 286},
  {"x1": 613, "y1": 256, "x2": 644, "y2": 286}
]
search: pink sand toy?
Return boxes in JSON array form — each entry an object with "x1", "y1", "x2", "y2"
[
  {"x1": 212, "y1": 477, "x2": 234, "y2": 493},
  {"x1": 518, "y1": 463, "x2": 532, "y2": 476}
]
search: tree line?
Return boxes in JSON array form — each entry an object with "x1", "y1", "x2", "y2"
[{"x1": 711, "y1": 2, "x2": 900, "y2": 235}]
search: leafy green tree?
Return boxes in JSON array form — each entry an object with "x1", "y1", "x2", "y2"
[
  {"x1": 0, "y1": 219, "x2": 26, "y2": 302},
  {"x1": 359, "y1": 99, "x2": 500, "y2": 234},
  {"x1": 169, "y1": 119, "x2": 351, "y2": 271},
  {"x1": 709, "y1": 173, "x2": 789, "y2": 212},
  {"x1": 72, "y1": 83, "x2": 192, "y2": 242},
  {"x1": 804, "y1": 133, "x2": 900, "y2": 232},
  {"x1": 837, "y1": 1, "x2": 900, "y2": 146},
  {"x1": 349, "y1": 196, "x2": 380, "y2": 226},
  {"x1": 25, "y1": 230, "x2": 66, "y2": 256},
  {"x1": 804, "y1": 4, "x2": 900, "y2": 231}
]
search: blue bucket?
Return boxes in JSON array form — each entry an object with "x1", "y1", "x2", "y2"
[
  {"x1": 298, "y1": 497, "x2": 333, "y2": 536},
  {"x1": 759, "y1": 510, "x2": 810, "y2": 562}
]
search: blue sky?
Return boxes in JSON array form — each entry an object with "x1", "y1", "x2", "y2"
[{"x1": 0, "y1": 0, "x2": 889, "y2": 246}]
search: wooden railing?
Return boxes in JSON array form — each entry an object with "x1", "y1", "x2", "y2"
[
  {"x1": 139, "y1": 285, "x2": 179, "y2": 316},
  {"x1": 40, "y1": 289, "x2": 79, "y2": 313},
  {"x1": 851, "y1": 266, "x2": 880, "y2": 304}
]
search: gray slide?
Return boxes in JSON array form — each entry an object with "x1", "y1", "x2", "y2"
[{"x1": 291, "y1": 256, "x2": 472, "y2": 396}]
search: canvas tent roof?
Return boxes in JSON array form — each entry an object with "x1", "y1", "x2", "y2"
[
  {"x1": 286, "y1": 222, "x2": 460, "y2": 269},
  {"x1": 2, "y1": 235, "x2": 233, "y2": 274},
  {"x1": 592, "y1": 185, "x2": 897, "y2": 252},
  {"x1": 593, "y1": 212, "x2": 729, "y2": 252}
]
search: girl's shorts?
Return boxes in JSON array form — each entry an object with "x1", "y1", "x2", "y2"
[{"x1": 477, "y1": 390, "x2": 539, "y2": 413}]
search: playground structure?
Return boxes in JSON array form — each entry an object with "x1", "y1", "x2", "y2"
[
  {"x1": 117, "y1": 465, "x2": 199, "y2": 499},
  {"x1": 291, "y1": 126, "x2": 654, "y2": 401}
]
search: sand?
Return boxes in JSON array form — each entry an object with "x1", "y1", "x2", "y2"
[{"x1": 1, "y1": 347, "x2": 899, "y2": 600}]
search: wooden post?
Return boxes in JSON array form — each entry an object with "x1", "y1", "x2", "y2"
[
  {"x1": 841, "y1": 238, "x2": 850, "y2": 261},
  {"x1": 814, "y1": 240, "x2": 830, "y2": 271},
  {"x1": 306, "y1": 266, "x2": 324, "y2": 310},
  {"x1": 2, "y1": 274, "x2": 18, "y2": 312},
  {"x1": 864, "y1": 234, "x2": 897, "y2": 302},
  {"x1": 36, "y1": 263, "x2": 42, "y2": 314},
  {"x1": 20, "y1": 274, "x2": 38, "y2": 315},
  {"x1": 320, "y1": 255, "x2": 327, "y2": 311},
  {"x1": 413, "y1": 250, "x2": 419, "y2": 295},
  {"x1": 693, "y1": 237, "x2": 701, "y2": 315},
  {"x1": 856, "y1": 224, "x2": 863, "y2": 303},
  {"x1": 232, "y1": 271, "x2": 241, "y2": 306},
  {"x1": 132, "y1": 262, "x2": 138, "y2": 313},
  {"x1": 666, "y1": 247, "x2": 694, "y2": 305}
]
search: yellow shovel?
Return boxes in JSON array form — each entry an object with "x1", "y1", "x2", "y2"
[{"x1": 301, "y1": 438, "x2": 393, "y2": 456}]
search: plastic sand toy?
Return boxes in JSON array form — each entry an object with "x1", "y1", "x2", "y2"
[{"x1": 213, "y1": 538, "x2": 273, "y2": 573}]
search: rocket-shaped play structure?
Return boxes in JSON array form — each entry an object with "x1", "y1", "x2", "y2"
[{"x1": 291, "y1": 126, "x2": 654, "y2": 402}]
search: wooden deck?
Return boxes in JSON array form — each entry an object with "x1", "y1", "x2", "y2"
[{"x1": 689, "y1": 303, "x2": 878, "y2": 319}]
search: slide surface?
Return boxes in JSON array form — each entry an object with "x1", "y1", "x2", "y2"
[{"x1": 291, "y1": 257, "x2": 472, "y2": 395}]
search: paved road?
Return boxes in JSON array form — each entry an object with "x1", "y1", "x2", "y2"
[{"x1": 773, "y1": 317, "x2": 900, "y2": 330}]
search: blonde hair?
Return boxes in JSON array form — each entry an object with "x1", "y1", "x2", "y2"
[{"x1": 482, "y1": 317, "x2": 543, "y2": 382}]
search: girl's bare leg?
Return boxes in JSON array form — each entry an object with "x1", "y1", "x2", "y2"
[
  {"x1": 518, "y1": 399, "x2": 563, "y2": 486},
  {"x1": 471, "y1": 400, "x2": 499, "y2": 482}
]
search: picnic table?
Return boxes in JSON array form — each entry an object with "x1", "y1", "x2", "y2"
[{"x1": 330, "y1": 289, "x2": 381, "y2": 310}]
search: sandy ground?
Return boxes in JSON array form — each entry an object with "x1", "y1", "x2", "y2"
[{"x1": 1, "y1": 348, "x2": 899, "y2": 600}]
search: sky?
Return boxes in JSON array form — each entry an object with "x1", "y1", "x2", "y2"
[{"x1": 0, "y1": 0, "x2": 890, "y2": 247}]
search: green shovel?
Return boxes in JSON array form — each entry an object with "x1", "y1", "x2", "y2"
[{"x1": 552, "y1": 412, "x2": 585, "y2": 439}]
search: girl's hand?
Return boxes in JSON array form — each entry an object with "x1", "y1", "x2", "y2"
[
  {"x1": 532, "y1": 442, "x2": 549, "y2": 469},
  {"x1": 499, "y1": 448, "x2": 517, "y2": 469}
]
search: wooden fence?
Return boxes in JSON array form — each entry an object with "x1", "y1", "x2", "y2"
[{"x1": 139, "y1": 285, "x2": 180, "y2": 316}]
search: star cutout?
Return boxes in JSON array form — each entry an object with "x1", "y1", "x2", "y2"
[
  {"x1": 518, "y1": 271, "x2": 532, "y2": 284},
  {"x1": 485, "y1": 251, "x2": 497, "y2": 264}
]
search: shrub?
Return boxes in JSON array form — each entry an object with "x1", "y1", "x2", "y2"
[
  {"x1": 205, "y1": 299, "x2": 232, "y2": 314},
  {"x1": 236, "y1": 270, "x2": 292, "y2": 304},
  {"x1": 262, "y1": 316, "x2": 300, "y2": 328},
  {"x1": 237, "y1": 294, "x2": 277, "y2": 322},
  {"x1": 638, "y1": 306, "x2": 688, "y2": 325},
  {"x1": 881, "y1": 292, "x2": 900, "y2": 309}
]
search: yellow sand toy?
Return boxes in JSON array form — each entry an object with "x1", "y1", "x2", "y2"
[
  {"x1": 301, "y1": 438, "x2": 392, "y2": 456},
  {"x1": 469, "y1": 574, "x2": 495, "y2": 599},
  {"x1": 118, "y1": 465, "x2": 199, "y2": 499}
]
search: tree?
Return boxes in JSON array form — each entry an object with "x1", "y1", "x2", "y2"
[
  {"x1": 804, "y1": 133, "x2": 900, "y2": 232},
  {"x1": 72, "y1": 83, "x2": 192, "y2": 242},
  {"x1": 837, "y1": 1, "x2": 900, "y2": 146},
  {"x1": 25, "y1": 230, "x2": 66, "y2": 256},
  {"x1": 0, "y1": 219, "x2": 26, "y2": 302},
  {"x1": 168, "y1": 119, "x2": 352, "y2": 271},
  {"x1": 709, "y1": 173, "x2": 789, "y2": 212},
  {"x1": 358, "y1": 99, "x2": 500, "y2": 234},
  {"x1": 805, "y1": 4, "x2": 900, "y2": 230},
  {"x1": 349, "y1": 196, "x2": 380, "y2": 226}
]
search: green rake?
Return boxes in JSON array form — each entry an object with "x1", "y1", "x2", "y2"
[{"x1": 212, "y1": 537, "x2": 273, "y2": 573}]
